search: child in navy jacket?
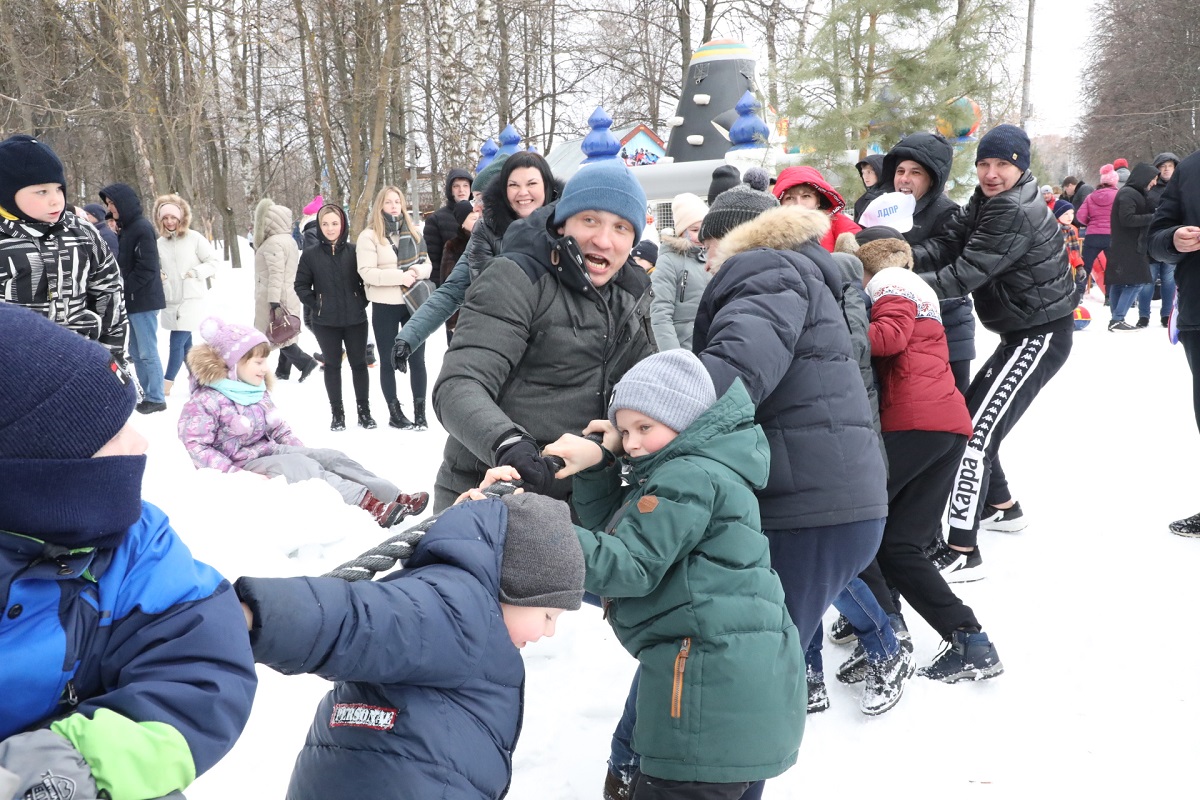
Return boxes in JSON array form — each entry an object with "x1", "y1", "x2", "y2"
[{"x1": 0, "y1": 303, "x2": 256, "y2": 799}]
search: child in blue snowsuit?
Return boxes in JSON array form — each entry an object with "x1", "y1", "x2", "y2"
[
  {"x1": 0, "y1": 303, "x2": 257, "y2": 799},
  {"x1": 235, "y1": 490, "x2": 586, "y2": 800}
]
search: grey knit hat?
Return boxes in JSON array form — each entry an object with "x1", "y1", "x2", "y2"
[
  {"x1": 499, "y1": 493, "x2": 584, "y2": 610},
  {"x1": 698, "y1": 183, "x2": 779, "y2": 243},
  {"x1": 608, "y1": 350, "x2": 717, "y2": 434}
]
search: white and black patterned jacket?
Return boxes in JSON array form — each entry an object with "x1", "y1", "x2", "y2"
[{"x1": 0, "y1": 210, "x2": 127, "y2": 355}]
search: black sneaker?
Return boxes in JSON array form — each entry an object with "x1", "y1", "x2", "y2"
[
  {"x1": 1136, "y1": 317, "x2": 1150, "y2": 328},
  {"x1": 807, "y1": 666, "x2": 829, "y2": 713},
  {"x1": 828, "y1": 613, "x2": 857, "y2": 645},
  {"x1": 1169, "y1": 512, "x2": 1200, "y2": 537},
  {"x1": 861, "y1": 645, "x2": 915, "y2": 716},
  {"x1": 934, "y1": 545, "x2": 985, "y2": 583},
  {"x1": 918, "y1": 629, "x2": 1004, "y2": 683},
  {"x1": 135, "y1": 400, "x2": 168, "y2": 414},
  {"x1": 836, "y1": 616, "x2": 911, "y2": 685},
  {"x1": 1108, "y1": 320, "x2": 1137, "y2": 331},
  {"x1": 980, "y1": 501, "x2": 1027, "y2": 532}
]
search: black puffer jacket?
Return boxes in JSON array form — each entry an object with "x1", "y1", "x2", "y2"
[
  {"x1": 881, "y1": 132, "x2": 975, "y2": 362},
  {"x1": 423, "y1": 168, "x2": 472, "y2": 282},
  {"x1": 1107, "y1": 162, "x2": 1158, "y2": 286},
  {"x1": 696, "y1": 207, "x2": 888, "y2": 530},
  {"x1": 1148, "y1": 149, "x2": 1200, "y2": 332},
  {"x1": 99, "y1": 183, "x2": 164, "y2": 314},
  {"x1": 913, "y1": 171, "x2": 1075, "y2": 337},
  {"x1": 432, "y1": 204, "x2": 656, "y2": 508},
  {"x1": 294, "y1": 207, "x2": 366, "y2": 328},
  {"x1": 852, "y1": 154, "x2": 886, "y2": 222}
]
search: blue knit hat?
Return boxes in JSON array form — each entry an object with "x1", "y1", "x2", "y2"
[
  {"x1": 554, "y1": 160, "x2": 647, "y2": 239},
  {"x1": 0, "y1": 304, "x2": 136, "y2": 460},
  {"x1": 976, "y1": 124, "x2": 1030, "y2": 172}
]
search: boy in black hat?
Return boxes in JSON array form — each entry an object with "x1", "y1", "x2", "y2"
[{"x1": 0, "y1": 134, "x2": 128, "y2": 358}]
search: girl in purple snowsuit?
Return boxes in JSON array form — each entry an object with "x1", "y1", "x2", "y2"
[{"x1": 178, "y1": 316, "x2": 428, "y2": 527}]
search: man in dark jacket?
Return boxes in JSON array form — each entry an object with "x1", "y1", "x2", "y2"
[
  {"x1": 422, "y1": 168, "x2": 472, "y2": 282},
  {"x1": 880, "y1": 132, "x2": 976, "y2": 392},
  {"x1": 1106, "y1": 161, "x2": 1158, "y2": 329},
  {"x1": 100, "y1": 182, "x2": 167, "y2": 412},
  {"x1": 431, "y1": 160, "x2": 656, "y2": 511},
  {"x1": 1140, "y1": 153, "x2": 1181, "y2": 327},
  {"x1": 852, "y1": 154, "x2": 885, "y2": 222},
  {"x1": 913, "y1": 124, "x2": 1075, "y2": 583},
  {"x1": 1148, "y1": 147, "x2": 1200, "y2": 536},
  {"x1": 1063, "y1": 175, "x2": 1094, "y2": 216}
]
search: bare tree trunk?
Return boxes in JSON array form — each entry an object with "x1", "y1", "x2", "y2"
[{"x1": 1020, "y1": 0, "x2": 1036, "y2": 128}]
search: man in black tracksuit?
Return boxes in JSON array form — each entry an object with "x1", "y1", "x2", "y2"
[
  {"x1": 1148, "y1": 148, "x2": 1200, "y2": 536},
  {"x1": 912, "y1": 125, "x2": 1075, "y2": 581}
]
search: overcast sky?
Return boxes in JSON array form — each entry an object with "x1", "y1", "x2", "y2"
[{"x1": 1023, "y1": 1, "x2": 1094, "y2": 137}]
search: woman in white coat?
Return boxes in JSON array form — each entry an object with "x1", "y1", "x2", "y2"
[{"x1": 154, "y1": 194, "x2": 218, "y2": 394}]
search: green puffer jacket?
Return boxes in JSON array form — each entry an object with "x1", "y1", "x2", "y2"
[{"x1": 573, "y1": 380, "x2": 805, "y2": 784}]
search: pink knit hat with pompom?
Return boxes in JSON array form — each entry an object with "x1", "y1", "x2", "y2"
[
  {"x1": 1099, "y1": 164, "x2": 1118, "y2": 188},
  {"x1": 199, "y1": 316, "x2": 268, "y2": 380},
  {"x1": 302, "y1": 195, "x2": 325, "y2": 215}
]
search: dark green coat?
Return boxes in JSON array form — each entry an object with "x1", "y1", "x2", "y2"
[{"x1": 573, "y1": 381, "x2": 805, "y2": 783}]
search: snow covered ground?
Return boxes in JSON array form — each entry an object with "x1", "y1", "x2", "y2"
[{"x1": 143, "y1": 240, "x2": 1196, "y2": 797}]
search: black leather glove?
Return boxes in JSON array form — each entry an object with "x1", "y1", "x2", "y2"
[
  {"x1": 495, "y1": 439, "x2": 562, "y2": 497},
  {"x1": 392, "y1": 340, "x2": 411, "y2": 373}
]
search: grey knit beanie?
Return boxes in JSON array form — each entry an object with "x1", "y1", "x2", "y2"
[
  {"x1": 499, "y1": 493, "x2": 584, "y2": 610},
  {"x1": 608, "y1": 350, "x2": 717, "y2": 434},
  {"x1": 698, "y1": 183, "x2": 779, "y2": 242}
]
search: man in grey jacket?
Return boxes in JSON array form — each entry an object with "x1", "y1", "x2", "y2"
[{"x1": 431, "y1": 160, "x2": 656, "y2": 510}]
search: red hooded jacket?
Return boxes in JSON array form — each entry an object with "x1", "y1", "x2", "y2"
[{"x1": 773, "y1": 166, "x2": 862, "y2": 252}]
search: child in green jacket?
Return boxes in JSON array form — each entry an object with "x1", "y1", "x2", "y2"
[{"x1": 486, "y1": 350, "x2": 805, "y2": 800}]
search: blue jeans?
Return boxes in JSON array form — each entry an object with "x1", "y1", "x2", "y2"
[
  {"x1": 805, "y1": 578, "x2": 898, "y2": 675},
  {"x1": 609, "y1": 668, "x2": 640, "y2": 776},
  {"x1": 127, "y1": 311, "x2": 164, "y2": 403},
  {"x1": 1109, "y1": 283, "x2": 1146, "y2": 322},
  {"x1": 164, "y1": 331, "x2": 192, "y2": 381},
  {"x1": 1137, "y1": 262, "x2": 1177, "y2": 320}
]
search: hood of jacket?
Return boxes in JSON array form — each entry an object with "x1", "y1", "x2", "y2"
[
  {"x1": 500, "y1": 203, "x2": 652, "y2": 301},
  {"x1": 99, "y1": 183, "x2": 144, "y2": 224},
  {"x1": 660, "y1": 232, "x2": 706, "y2": 260},
  {"x1": 711, "y1": 205, "x2": 847, "y2": 301},
  {"x1": 626, "y1": 380, "x2": 770, "y2": 491},
  {"x1": 880, "y1": 132, "x2": 953, "y2": 217},
  {"x1": 1125, "y1": 162, "x2": 1159, "y2": 196},
  {"x1": 856, "y1": 154, "x2": 885, "y2": 188},
  {"x1": 152, "y1": 193, "x2": 193, "y2": 238},
  {"x1": 313, "y1": 203, "x2": 350, "y2": 251},
  {"x1": 254, "y1": 198, "x2": 292, "y2": 247},
  {"x1": 773, "y1": 166, "x2": 847, "y2": 215},
  {"x1": 443, "y1": 168, "x2": 473, "y2": 206}
]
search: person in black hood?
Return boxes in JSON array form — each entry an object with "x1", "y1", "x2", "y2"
[
  {"x1": 422, "y1": 167, "x2": 472, "y2": 282},
  {"x1": 912, "y1": 125, "x2": 1075, "y2": 586},
  {"x1": 853, "y1": 154, "x2": 885, "y2": 222},
  {"x1": 1107, "y1": 161, "x2": 1159, "y2": 329},
  {"x1": 100, "y1": 181, "x2": 167, "y2": 413},
  {"x1": 880, "y1": 132, "x2": 976, "y2": 393},
  {"x1": 82, "y1": 202, "x2": 119, "y2": 258},
  {"x1": 295, "y1": 203, "x2": 369, "y2": 430},
  {"x1": 1140, "y1": 153, "x2": 1181, "y2": 326}
]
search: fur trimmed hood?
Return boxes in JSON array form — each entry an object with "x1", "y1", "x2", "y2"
[
  {"x1": 708, "y1": 206, "x2": 830, "y2": 273},
  {"x1": 186, "y1": 343, "x2": 275, "y2": 391},
  {"x1": 254, "y1": 198, "x2": 292, "y2": 248},
  {"x1": 153, "y1": 193, "x2": 192, "y2": 238},
  {"x1": 660, "y1": 233, "x2": 705, "y2": 258}
]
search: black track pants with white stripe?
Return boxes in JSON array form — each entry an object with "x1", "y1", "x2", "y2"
[{"x1": 945, "y1": 327, "x2": 1073, "y2": 548}]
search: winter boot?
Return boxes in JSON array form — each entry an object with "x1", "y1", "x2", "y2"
[
  {"x1": 359, "y1": 490, "x2": 429, "y2": 528},
  {"x1": 298, "y1": 357, "x2": 319, "y2": 383},
  {"x1": 1162, "y1": 315, "x2": 1172, "y2": 328},
  {"x1": 806, "y1": 665, "x2": 829, "y2": 713},
  {"x1": 412, "y1": 399, "x2": 428, "y2": 431},
  {"x1": 1169, "y1": 511, "x2": 1200, "y2": 537},
  {"x1": 357, "y1": 403, "x2": 378, "y2": 430},
  {"x1": 366, "y1": 342, "x2": 377, "y2": 367},
  {"x1": 980, "y1": 500, "x2": 1027, "y2": 532},
  {"x1": 330, "y1": 405, "x2": 346, "y2": 432},
  {"x1": 860, "y1": 644, "x2": 916, "y2": 716},
  {"x1": 1136, "y1": 316, "x2": 1150, "y2": 328},
  {"x1": 387, "y1": 399, "x2": 414, "y2": 430},
  {"x1": 837, "y1": 615, "x2": 911, "y2": 685},
  {"x1": 828, "y1": 613, "x2": 858, "y2": 645},
  {"x1": 918, "y1": 629, "x2": 1004, "y2": 683}
]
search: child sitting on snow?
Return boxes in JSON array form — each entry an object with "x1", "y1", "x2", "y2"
[
  {"x1": 499, "y1": 350, "x2": 805, "y2": 800},
  {"x1": 234, "y1": 491, "x2": 585, "y2": 800},
  {"x1": 178, "y1": 316, "x2": 428, "y2": 527},
  {"x1": 0, "y1": 303, "x2": 256, "y2": 800}
]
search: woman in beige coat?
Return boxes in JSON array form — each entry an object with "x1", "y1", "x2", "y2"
[
  {"x1": 254, "y1": 197, "x2": 317, "y2": 381},
  {"x1": 356, "y1": 186, "x2": 432, "y2": 430}
]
